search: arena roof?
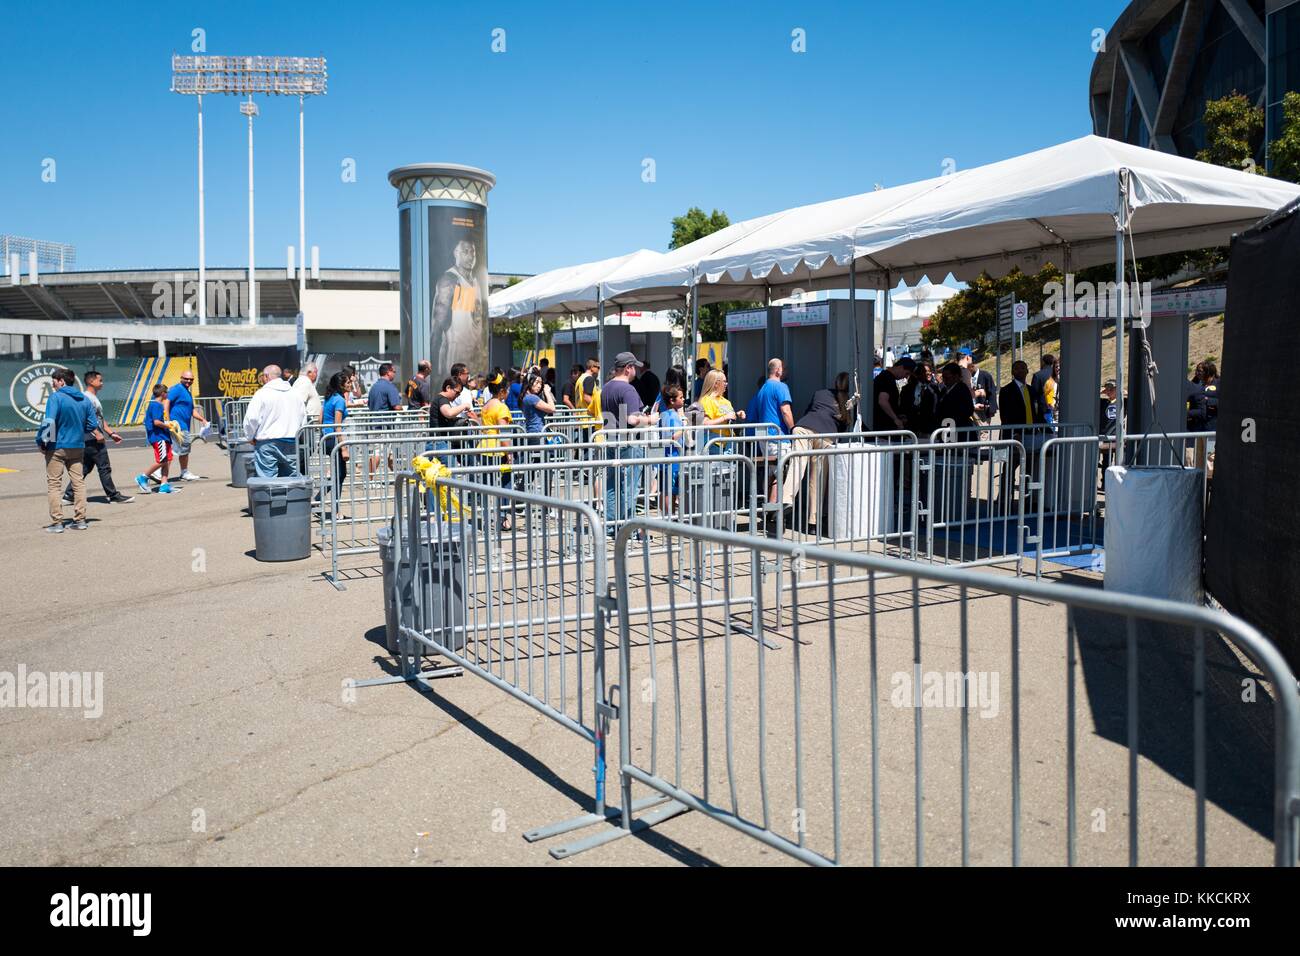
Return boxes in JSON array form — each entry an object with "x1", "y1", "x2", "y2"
[{"x1": 0, "y1": 267, "x2": 527, "y2": 325}]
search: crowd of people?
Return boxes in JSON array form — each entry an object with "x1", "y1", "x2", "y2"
[
  {"x1": 37, "y1": 344, "x2": 1223, "y2": 535},
  {"x1": 35, "y1": 366, "x2": 214, "y2": 533}
]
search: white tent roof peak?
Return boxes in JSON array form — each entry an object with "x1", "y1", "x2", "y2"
[{"x1": 494, "y1": 134, "x2": 1300, "y2": 318}]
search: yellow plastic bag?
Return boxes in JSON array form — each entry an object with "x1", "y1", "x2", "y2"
[{"x1": 411, "y1": 456, "x2": 473, "y2": 520}]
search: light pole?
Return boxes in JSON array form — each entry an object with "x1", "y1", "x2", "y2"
[
  {"x1": 241, "y1": 96, "x2": 259, "y2": 323},
  {"x1": 197, "y1": 94, "x2": 205, "y2": 324},
  {"x1": 171, "y1": 55, "x2": 327, "y2": 327},
  {"x1": 298, "y1": 94, "x2": 306, "y2": 310}
]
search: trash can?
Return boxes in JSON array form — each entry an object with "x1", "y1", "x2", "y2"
[
  {"x1": 379, "y1": 521, "x2": 465, "y2": 657},
  {"x1": 247, "y1": 475, "x2": 312, "y2": 561},
  {"x1": 230, "y1": 441, "x2": 255, "y2": 488},
  {"x1": 378, "y1": 525, "x2": 399, "y2": 655}
]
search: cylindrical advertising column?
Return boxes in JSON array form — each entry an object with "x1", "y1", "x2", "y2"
[{"x1": 388, "y1": 164, "x2": 495, "y2": 383}]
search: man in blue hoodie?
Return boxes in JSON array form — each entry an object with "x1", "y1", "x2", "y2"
[{"x1": 40, "y1": 368, "x2": 103, "y2": 533}]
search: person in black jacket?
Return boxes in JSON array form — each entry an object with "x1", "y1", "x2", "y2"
[
  {"x1": 935, "y1": 362, "x2": 976, "y2": 435},
  {"x1": 999, "y1": 360, "x2": 1039, "y2": 427},
  {"x1": 996, "y1": 360, "x2": 1043, "y2": 509},
  {"x1": 958, "y1": 348, "x2": 998, "y2": 423},
  {"x1": 899, "y1": 360, "x2": 940, "y2": 437}
]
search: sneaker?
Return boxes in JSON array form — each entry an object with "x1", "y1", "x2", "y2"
[
  {"x1": 62, "y1": 493, "x2": 73, "y2": 504},
  {"x1": 157, "y1": 483, "x2": 175, "y2": 494},
  {"x1": 180, "y1": 470, "x2": 206, "y2": 481},
  {"x1": 67, "y1": 519, "x2": 88, "y2": 531},
  {"x1": 43, "y1": 522, "x2": 65, "y2": 534},
  {"x1": 109, "y1": 494, "x2": 135, "y2": 503},
  {"x1": 135, "y1": 475, "x2": 151, "y2": 493}
]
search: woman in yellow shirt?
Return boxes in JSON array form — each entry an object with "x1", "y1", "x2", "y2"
[
  {"x1": 1042, "y1": 360, "x2": 1059, "y2": 424},
  {"x1": 697, "y1": 368, "x2": 745, "y2": 454},
  {"x1": 478, "y1": 374, "x2": 516, "y2": 530}
]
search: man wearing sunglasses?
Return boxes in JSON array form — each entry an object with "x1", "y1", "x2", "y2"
[{"x1": 160, "y1": 370, "x2": 209, "y2": 481}]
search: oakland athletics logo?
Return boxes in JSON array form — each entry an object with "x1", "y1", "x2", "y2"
[{"x1": 9, "y1": 362, "x2": 60, "y2": 427}]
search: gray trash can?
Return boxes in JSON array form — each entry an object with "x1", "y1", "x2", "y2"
[
  {"x1": 378, "y1": 526, "x2": 399, "y2": 655},
  {"x1": 247, "y1": 476, "x2": 312, "y2": 561},
  {"x1": 379, "y1": 521, "x2": 465, "y2": 657},
  {"x1": 230, "y1": 441, "x2": 255, "y2": 488}
]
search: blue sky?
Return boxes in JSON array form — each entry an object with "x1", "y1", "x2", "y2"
[{"x1": 1, "y1": 0, "x2": 1129, "y2": 277}]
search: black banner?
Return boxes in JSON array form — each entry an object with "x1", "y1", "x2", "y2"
[
  {"x1": 1204, "y1": 197, "x2": 1300, "y2": 673},
  {"x1": 196, "y1": 346, "x2": 298, "y2": 401}
]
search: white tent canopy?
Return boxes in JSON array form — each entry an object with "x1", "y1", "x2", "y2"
[
  {"x1": 488, "y1": 250, "x2": 664, "y2": 321},
  {"x1": 693, "y1": 135, "x2": 1300, "y2": 299},
  {"x1": 490, "y1": 135, "x2": 1299, "y2": 318}
]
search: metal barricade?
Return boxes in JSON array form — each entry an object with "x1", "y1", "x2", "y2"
[
  {"x1": 441, "y1": 448, "x2": 758, "y2": 543},
  {"x1": 222, "y1": 398, "x2": 251, "y2": 445},
  {"x1": 705, "y1": 430, "x2": 918, "y2": 527},
  {"x1": 1032, "y1": 431, "x2": 1217, "y2": 579},
  {"x1": 605, "y1": 519, "x2": 1300, "y2": 866},
  {"x1": 320, "y1": 424, "x2": 524, "y2": 588},
  {"x1": 390, "y1": 468, "x2": 640, "y2": 845},
  {"x1": 773, "y1": 438, "x2": 1028, "y2": 571}
]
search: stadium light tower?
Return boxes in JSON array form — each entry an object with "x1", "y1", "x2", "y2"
[{"x1": 171, "y1": 55, "x2": 328, "y2": 326}]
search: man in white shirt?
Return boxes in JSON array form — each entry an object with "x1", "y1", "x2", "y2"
[
  {"x1": 244, "y1": 365, "x2": 307, "y2": 477},
  {"x1": 290, "y1": 362, "x2": 322, "y2": 423}
]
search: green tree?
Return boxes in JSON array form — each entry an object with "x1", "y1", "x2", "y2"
[
  {"x1": 1197, "y1": 91, "x2": 1264, "y2": 173},
  {"x1": 1268, "y1": 90, "x2": 1300, "y2": 183},
  {"x1": 670, "y1": 207, "x2": 731, "y2": 249},
  {"x1": 668, "y1": 207, "x2": 760, "y2": 342},
  {"x1": 919, "y1": 265, "x2": 1064, "y2": 350}
]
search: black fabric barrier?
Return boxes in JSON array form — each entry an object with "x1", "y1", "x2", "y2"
[
  {"x1": 197, "y1": 346, "x2": 298, "y2": 401},
  {"x1": 1204, "y1": 197, "x2": 1300, "y2": 674}
]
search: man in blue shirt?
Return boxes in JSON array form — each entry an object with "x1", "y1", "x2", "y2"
[
  {"x1": 365, "y1": 362, "x2": 403, "y2": 473},
  {"x1": 748, "y1": 358, "x2": 795, "y2": 502},
  {"x1": 601, "y1": 352, "x2": 659, "y2": 535},
  {"x1": 366, "y1": 363, "x2": 403, "y2": 412},
  {"x1": 750, "y1": 358, "x2": 794, "y2": 437},
  {"x1": 162, "y1": 370, "x2": 208, "y2": 481},
  {"x1": 39, "y1": 368, "x2": 103, "y2": 533}
]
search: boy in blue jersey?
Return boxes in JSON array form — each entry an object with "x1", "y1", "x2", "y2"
[{"x1": 136, "y1": 384, "x2": 175, "y2": 494}]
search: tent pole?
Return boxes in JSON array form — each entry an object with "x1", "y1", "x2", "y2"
[
  {"x1": 690, "y1": 272, "x2": 700, "y2": 386},
  {"x1": 597, "y1": 285, "x2": 606, "y2": 379},
  {"x1": 849, "y1": 255, "x2": 862, "y2": 427},
  {"x1": 533, "y1": 307, "x2": 540, "y2": 363},
  {"x1": 883, "y1": 269, "x2": 892, "y2": 365},
  {"x1": 1114, "y1": 172, "x2": 1128, "y2": 468}
]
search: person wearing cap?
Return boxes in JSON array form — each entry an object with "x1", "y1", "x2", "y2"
[
  {"x1": 872, "y1": 357, "x2": 914, "y2": 433},
  {"x1": 602, "y1": 351, "x2": 658, "y2": 535},
  {"x1": 1099, "y1": 379, "x2": 1119, "y2": 483}
]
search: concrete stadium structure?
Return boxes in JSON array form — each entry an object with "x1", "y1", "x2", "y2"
[
  {"x1": 0, "y1": 266, "x2": 527, "y2": 360},
  {"x1": 1090, "y1": 0, "x2": 1300, "y2": 163}
]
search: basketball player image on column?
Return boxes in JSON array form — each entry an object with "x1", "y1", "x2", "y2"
[{"x1": 431, "y1": 239, "x2": 484, "y2": 375}]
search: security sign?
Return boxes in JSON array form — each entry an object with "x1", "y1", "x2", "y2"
[{"x1": 1012, "y1": 302, "x2": 1029, "y2": 333}]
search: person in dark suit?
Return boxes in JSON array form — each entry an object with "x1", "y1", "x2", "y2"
[
  {"x1": 1000, "y1": 360, "x2": 1039, "y2": 427},
  {"x1": 958, "y1": 348, "x2": 998, "y2": 424},
  {"x1": 935, "y1": 362, "x2": 975, "y2": 434},
  {"x1": 996, "y1": 360, "x2": 1040, "y2": 511}
]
